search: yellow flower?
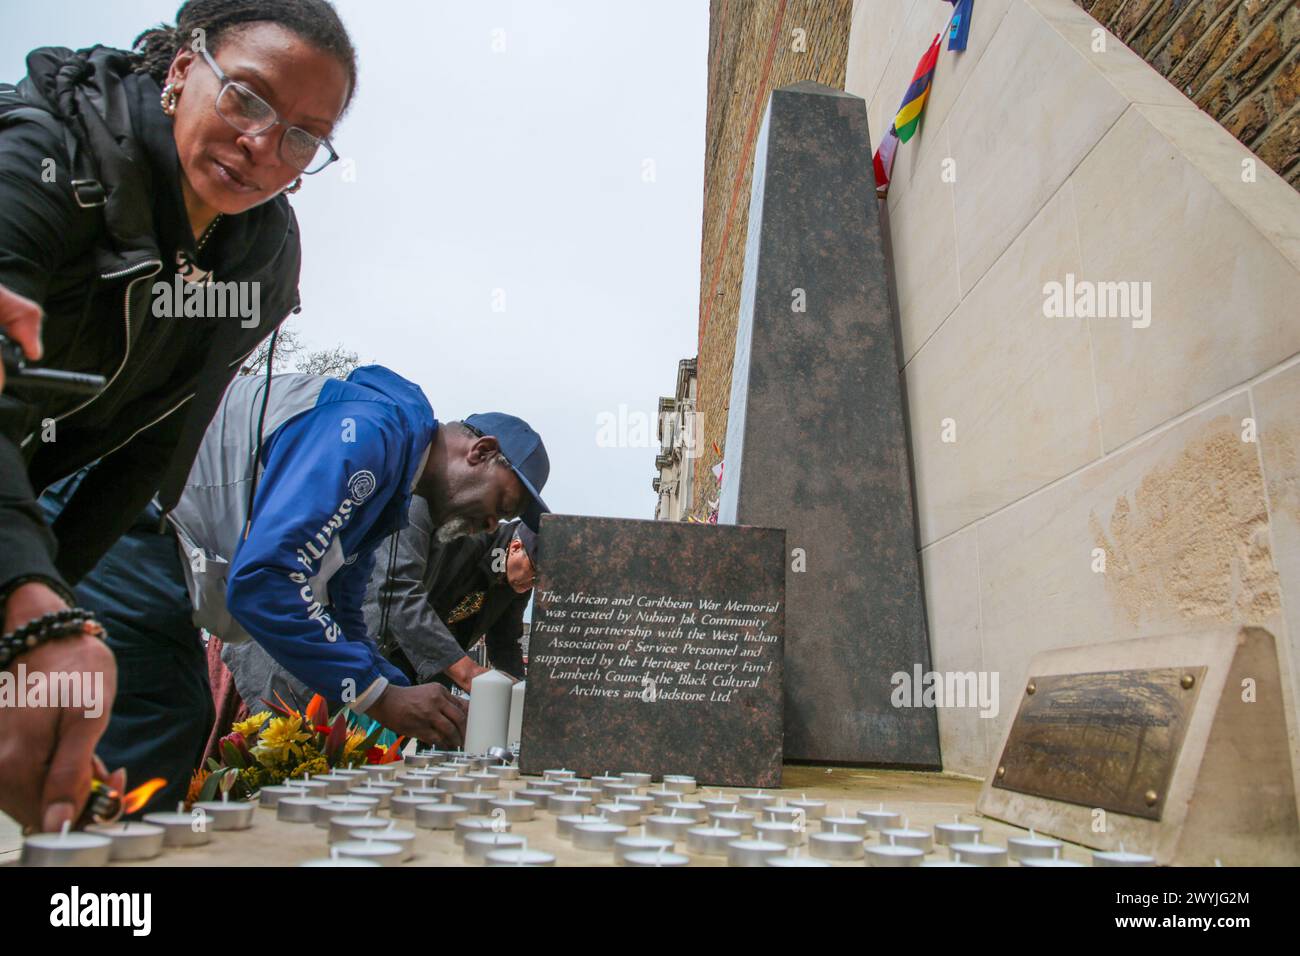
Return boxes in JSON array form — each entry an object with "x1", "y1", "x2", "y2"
[
  {"x1": 342, "y1": 728, "x2": 368, "y2": 758},
  {"x1": 232, "y1": 711, "x2": 272, "y2": 738},
  {"x1": 252, "y1": 714, "x2": 311, "y2": 763}
]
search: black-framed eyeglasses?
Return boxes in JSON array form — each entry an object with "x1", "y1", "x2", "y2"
[{"x1": 198, "y1": 47, "x2": 339, "y2": 175}]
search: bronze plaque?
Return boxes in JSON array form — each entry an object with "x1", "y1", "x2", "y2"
[{"x1": 992, "y1": 666, "x2": 1205, "y2": 820}]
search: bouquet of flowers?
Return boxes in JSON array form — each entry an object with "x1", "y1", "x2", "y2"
[{"x1": 188, "y1": 692, "x2": 405, "y2": 805}]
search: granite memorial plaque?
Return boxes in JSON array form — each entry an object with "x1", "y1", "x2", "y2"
[
  {"x1": 519, "y1": 514, "x2": 785, "y2": 787},
  {"x1": 719, "y1": 81, "x2": 939, "y2": 766}
]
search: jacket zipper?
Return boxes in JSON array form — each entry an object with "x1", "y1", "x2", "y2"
[{"x1": 20, "y1": 258, "x2": 163, "y2": 447}]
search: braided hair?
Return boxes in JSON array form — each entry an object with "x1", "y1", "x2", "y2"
[{"x1": 132, "y1": 0, "x2": 358, "y2": 111}]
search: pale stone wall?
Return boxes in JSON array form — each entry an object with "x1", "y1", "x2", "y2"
[{"x1": 847, "y1": 0, "x2": 1300, "y2": 777}]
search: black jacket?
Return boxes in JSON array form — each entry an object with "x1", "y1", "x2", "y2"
[
  {"x1": 0, "y1": 46, "x2": 301, "y2": 596},
  {"x1": 366, "y1": 497, "x2": 529, "y2": 683}
]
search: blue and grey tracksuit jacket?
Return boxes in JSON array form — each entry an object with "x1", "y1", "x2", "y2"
[{"x1": 168, "y1": 365, "x2": 436, "y2": 712}]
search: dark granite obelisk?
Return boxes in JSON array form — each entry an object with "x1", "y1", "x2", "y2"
[{"x1": 718, "y1": 81, "x2": 939, "y2": 767}]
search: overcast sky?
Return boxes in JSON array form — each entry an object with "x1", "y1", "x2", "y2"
[{"x1": 2, "y1": 0, "x2": 707, "y2": 522}]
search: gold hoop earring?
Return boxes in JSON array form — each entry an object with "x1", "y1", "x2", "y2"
[
  {"x1": 283, "y1": 177, "x2": 303, "y2": 195},
  {"x1": 160, "y1": 83, "x2": 178, "y2": 116}
]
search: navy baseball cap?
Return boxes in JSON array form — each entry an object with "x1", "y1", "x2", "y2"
[{"x1": 465, "y1": 412, "x2": 550, "y2": 532}]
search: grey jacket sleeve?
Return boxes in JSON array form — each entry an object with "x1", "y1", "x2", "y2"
[{"x1": 363, "y1": 498, "x2": 467, "y2": 682}]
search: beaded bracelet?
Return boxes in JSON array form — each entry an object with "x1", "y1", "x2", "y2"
[{"x1": 0, "y1": 608, "x2": 105, "y2": 670}]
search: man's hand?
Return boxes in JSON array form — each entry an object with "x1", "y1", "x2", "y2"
[
  {"x1": 0, "y1": 625, "x2": 118, "y2": 831},
  {"x1": 445, "y1": 656, "x2": 490, "y2": 692},
  {"x1": 0, "y1": 282, "x2": 43, "y2": 393},
  {"x1": 368, "y1": 682, "x2": 468, "y2": 748}
]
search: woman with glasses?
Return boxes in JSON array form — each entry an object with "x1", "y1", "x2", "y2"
[{"x1": 0, "y1": 0, "x2": 355, "y2": 833}]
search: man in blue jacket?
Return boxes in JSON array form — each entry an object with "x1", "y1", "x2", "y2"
[{"x1": 45, "y1": 364, "x2": 549, "y2": 807}]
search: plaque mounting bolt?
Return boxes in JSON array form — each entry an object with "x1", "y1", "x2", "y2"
[
  {"x1": 1144, "y1": 789, "x2": 1158, "y2": 806},
  {"x1": 1026, "y1": 681, "x2": 1036, "y2": 695},
  {"x1": 1181, "y1": 674, "x2": 1195, "y2": 689},
  {"x1": 996, "y1": 766, "x2": 1006, "y2": 779}
]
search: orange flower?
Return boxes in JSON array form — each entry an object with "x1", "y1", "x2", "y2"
[{"x1": 185, "y1": 768, "x2": 210, "y2": 808}]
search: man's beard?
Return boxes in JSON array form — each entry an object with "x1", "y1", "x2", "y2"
[{"x1": 435, "y1": 515, "x2": 478, "y2": 544}]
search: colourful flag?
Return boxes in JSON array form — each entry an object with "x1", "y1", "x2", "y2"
[
  {"x1": 873, "y1": 130, "x2": 900, "y2": 196},
  {"x1": 892, "y1": 33, "x2": 941, "y2": 143},
  {"x1": 945, "y1": 0, "x2": 974, "y2": 52}
]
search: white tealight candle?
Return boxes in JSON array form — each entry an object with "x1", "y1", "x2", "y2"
[
  {"x1": 516, "y1": 787, "x2": 557, "y2": 806},
  {"x1": 555, "y1": 813, "x2": 609, "y2": 839},
  {"x1": 542, "y1": 768, "x2": 576, "y2": 781},
  {"x1": 645, "y1": 809, "x2": 694, "y2": 842},
  {"x1": 933, "y1": 814, "x2": 982, "y2": 845},
  {"x1": 614, "y1": 826, "x2": 673, "y2": 863},
  {"x1": 664, "y1": 800, "x2": 708, "y2": 822},
  {"x1": 709, "y1": 809, "x2": 756, "y2": 834},
  {"x1": 809, "y1": 823, "x2": 864, "y2": 861},
  {"x1": 464, "y1": 832, "x2": 526, "y2": 863},
  {"x1": 352, "y1": 825, "x2": 416, "y2": 862},
  {"x1": 86, "y1": 821, "x2": 166, "y2": 861},
  {"x1": 143, "y1": 803, "x2": 212, "y2": 847},
  {"x1": 602, "y1": 782, "x2": 639, "y2": 800},
  {"x1": 1008, "y1": 829, "x2": 1064, "y2": 862},
  {"x1": 487, "y1": 764, "x2": 520, "y2": 782},
  {"x1": 857, "y1": 803, "x2": 902, "y2": 831},
  {"x1": 648, "y1": 786, "x2": 680, "y2": 808},
  {"x1": 1092, "y1": 842, "x2": 1156, "y2": 867},
  {"x1": 440, "y1": 775, "x2": 476, "y2": 795},
  {"x1": 820, "y1": 813, "x2": 868, "y2": 838},
  {"x1": 345, "y1": 786, "x2": 392, "y2": 809},
  {"x1": 402, "y1": 785, "x2": 447, "y2": 801},
  {"x1": 591, "y1": 773, "x2": 623, "y2": 789},
  {"x1": 623, "y1": 848, "x2": 690, "y2": 867},
  {"x1": 949, "y1": 836, "x2": 1008, "y2": 867},
  {"x1": 332, "y1": 768, "x2": 369, "y2": 779},
  {"x1": 548, "y1": 792, "x2": 593, "y2": 815},
  {"x1": 277, "y1": 795, "x2": 330, "y2": 823},
  {"x1": 403, "y1": 753, "x2": 435, "y2": 769},
  {"x1": 311, "y1": 773, "x2": 353, "y2": 795},
  {"x1": 686, "y1": 823, "x2": 741, "y2": 856},
  {"x1": 727, "y1": 838, "x2": 787, "y2": 867},
  {"x1": 486, "y1": 847, "x2": 556, "y2": 867},
  {"x1": 23, "y1": 822, "x2": 112, "y2": 867},
  {"x1": 662, "y1": 774, "x2": 697, "y2": 794},
  {"x1": 767, "y1": 852, "x2": 832, "y2": 867},
  {"x1": 595, "y1": 802, "x2": 643, "y2": 826},
  {"x1": 619, "y1": 772, "x2": 652, "y2": 788},
  {"x1": 880, "y1": 817, "x2": 932, "y2": 853},
  {"x1": 258, "y1": 783, "x2": 308, "y2": 808},
  {"x1": 753, "y1": 820, "x2": 805, "y2": 847},
  {"x1": 700, "y1": 791, "x2": 739, "y2": 813},
  {"x1": 329, "y1": 814, "x2": 390, "y2": 844},
  {"x1": 192, "y1": 797, "x2": 253, "y2": 830},
  {"x1": 454, "y1": 816, "x2": 510, "y2": 844},
  {"x1": 787, "y1": 793, "x2": 827, "y2": 821},
  {"x1": 465, "y1": 771, "x2": 498, "y2": 789},
  {"x1": 332, "y1": 838, "x2": 404, "y2": 866},
  {"x1": 739, "y1": 790, "x2": 775, "y2": 812},
  {"x1": 488, "y1": 797, "x2": 537, "y2": 822},
  {"x1": 459, "y1": 790, "x2": 499, "y2": 815},
  {"x1": 390, "y1": 794, "x2": 441, "y2": 818},
  {"x1": 414, "y1": 802, "x2": 468, "y2": 830},
  {"x1": 865, "y1": 835, "x2": 925, "y2": 867},
  {"x1": 572, "y1": 821, "x2": 629, "y2": 851}
]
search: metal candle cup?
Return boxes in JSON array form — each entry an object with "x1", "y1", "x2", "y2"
[
  {"x1": 591, "y1": 775, "x2": 623, "y2": 789},
  {"x1": 727, "y1": 838, "x2": 787, "y2": 867},
  {"x1": 414, "y1": 803, "x2": 468, "y2": 830},
  {"x1": 486, "y1": 765, "x2": 520, "y2": 781},
  {"x1": 595, "y1": 802, "x2": 643, "y2": 826},
  {"x1": 739, "y1": 790, "x2": 776, "y2": 812},
  {"x1": 454, "y1": 816, "x2": 509, "y2": 844},
  {"x1": 644, "y1": 812, "x2": 694, "y2": 842},
  {"x1": 193, "y1": 800, "x2": 254, "y2": 830},
  {"x1": 949, "y1": 842, "x2": 1009, "y2": 866},
  {"x1": 464, "y1": 832, "x2": 526, "y2": 863},
  {"x1": 391, "y1": 794, "x2": 442, "y2": 817},
  {"x1": 1008, "y1": 830, "x2": 1064, "y2": 862},
  {"x1": 329, "y1": 814, "x2": 390, "y2": 844},
  {"x1": 619, "y1": 772, "x2": 652, "y2": 787},
  {"x1": 664, "y1": 800, "x2": 708, "y2": 822},
  {"x1": 820, "y1": 815, "x2": 868, "y2": 838},
  {"x1": 857, "y1": 806, "x2": 902, "y2": 831},
  {"x1": 22, "y1": 827, "x2": 112, "y2": 867},
  {"x1": 572, "y1": 822, "x2": 628, "y2": 851},
  {"x1": 516, "y1": 787, "x2": 557, "y2": 806},
  {"x1": 351, "y1": 826, "x2": 415, "y2": 862},
  {"x1": 933, "y1": 816, "x2": 982, "y2": 845},
  {"x1": 866, "y1": 843, "x2": 925, "y2": 867},
  {"x1": 346, "y1": 786, "x2": 392, "y2": 809},
  {"x1": 142, "y1": 809, "x2": 212, "y2": 847},
  {"x1": 880, "y1": 820, "x2": 932, "y2": 853},
  {"x1": 459, "y1": 791, "x2": 499, "y2": 815},
  {"x1": 311, "y1": 773, "x2": 353, "y2": 795},
  {"x1": 1092, "y1": 846, "x2": 1156, "y2": 867},
  {"x1": 548, "y1": 793, "x2": 593, "y2": 815},
  {"x1": 556, "y1": 813, "x2": 609, "y2": 838},
  {"x1": 440, "y1": 775, "x2": 476, "y2": 794},
  {"x1": 753, "y1": 820, "x2": 805, "y2": 847},
  {"x1": 543, "y1": 769, "x2": 576, "y2": 781},
  {"x1": 700, "y1": 793, "x2": 739, "y2": 813},
  {"x1": 810, "y1": 829, "x2": 865, "y2": 861},
  {"x1": 663, "y1": 775, "x2": 697, "y2": 794},
  {"x1": 614, "y1": 832, "x2": 673, "y2": 863},
  {"x1": 486, "y1": 847, "x2": 556, "y2": 866},
  {"x1": 85, "y1": 822, "x2": 165, "y2": 862},
  {"x1": 623, "y1": 849, "x2": 690, "y2": 867},
  {"x1": 313, "y1": 796, "x2": 378, "y2": 825},
  {"x1": 332, "y1": 838, "x2": 403, "y2": 866},
  {"x1": 530, "y1": 779, "x2": 564, "y2": 793},
  {"x1": 603, "y1": 782, "x2": 639, "y2": 799},
  {"x1": 787, "y1": 795, "x2": 827, "y2": 820},
  {"x1": 686, "y1": 823, "x2": 741, "y2": 856},
  {"x1": 403, "y1": 786, "x2": 447, "y2": 801},
  {"x1": 709, "y1": 810, "x2": 756, "y2": 834},
  {"x1": 488, "y1": 797, "x2": 537, "y2": 822},
  {"x1": 259, "y1": 784, "x2": 309, "y2": 808}
]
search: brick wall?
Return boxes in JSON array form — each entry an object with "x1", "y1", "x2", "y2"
[
  {"x1": 1075, "y1": 0, "x2": 1300, "y2": 187},
  {"x1": 692, "y1": 0, "x2": 853, "y2": 517}
]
